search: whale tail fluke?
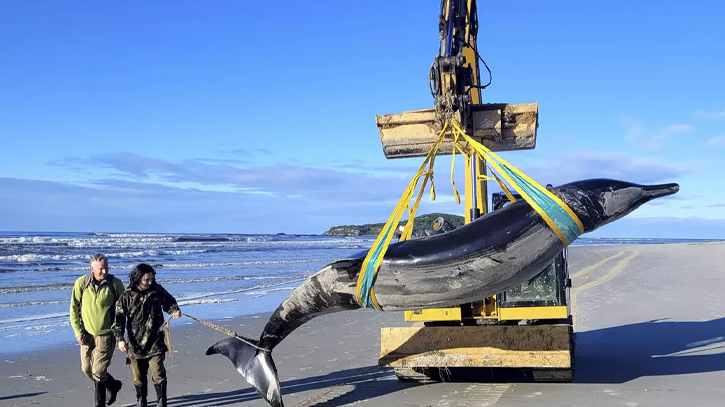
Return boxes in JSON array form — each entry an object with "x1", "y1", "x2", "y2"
[{"x1": 206, "y1": 337, "x2": 283, "y2": 407}]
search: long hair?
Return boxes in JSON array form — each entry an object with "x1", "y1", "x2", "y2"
[{"x1": 128, "y1": 263, "x2": 156, "y2": 289}]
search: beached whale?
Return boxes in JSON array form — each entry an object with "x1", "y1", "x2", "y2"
[{"x1": 206, "y1": 178, "x2": 679, "y2": 407}]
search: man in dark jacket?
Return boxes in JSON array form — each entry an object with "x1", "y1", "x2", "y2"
[{"x1": 112, "y1": 263, "x2": 181, "y2": 407}]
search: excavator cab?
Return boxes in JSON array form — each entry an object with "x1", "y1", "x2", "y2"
[{"x1": 492, "y1": 191, "x2": 571, "y2": 321}]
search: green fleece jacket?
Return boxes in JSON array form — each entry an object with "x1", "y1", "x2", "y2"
[{"x1": 69, "y1": 274, "x2": 126, "y2": 337}]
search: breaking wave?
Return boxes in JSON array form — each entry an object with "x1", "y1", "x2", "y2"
[
  {"x1": 0, "y1": 312, "x2": 68, "y2": 325},
  {"x1": 0, "y1": 300, "x2": 68, "y2": 308},
  {"x1": 5, "y1": 258, "x2": 335, "y2": 274},
  {"x1": 177, "y1": 298, "x2": 239, "y2": 306},
  {"x1": 0, "y1": 272, "x2": 312, "y2": 295}
]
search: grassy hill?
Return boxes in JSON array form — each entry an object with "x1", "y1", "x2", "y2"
[{"x1": 323, "y1": 212, "x2": 465, "y2": 237}]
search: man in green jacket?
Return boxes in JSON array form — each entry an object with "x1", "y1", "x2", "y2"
[{"x1": 70, "y1": 254, "x2": 126, "y2": 407}]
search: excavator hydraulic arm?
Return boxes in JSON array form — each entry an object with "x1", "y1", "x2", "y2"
[
  {"x1": 376, "y1": 0, "x2": 538, "y2": 161},
  {"x1": 430, "y1": 0, "x2": 483, "y2": 128}
]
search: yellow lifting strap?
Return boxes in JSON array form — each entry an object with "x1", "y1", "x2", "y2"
[
  {"x1": 448, "y1": 120, "x2": 584, "y2": 244},
  {"x1": 355, "y1": 120, "x2": 584, "y2": 310},
  {"x1": 354, "y1": 121, "x2": 450, "y2": 310}
]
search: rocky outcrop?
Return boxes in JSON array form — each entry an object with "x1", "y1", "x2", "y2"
[{"x1": 323, "y1": 213, "x2": 465, "y2": 237}]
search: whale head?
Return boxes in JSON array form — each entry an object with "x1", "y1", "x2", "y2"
[{"x1": 554, "y1": 178, "x2": 680, "y2": 233}]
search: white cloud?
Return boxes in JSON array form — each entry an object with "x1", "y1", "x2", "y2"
[
  {"x1": 693, "y1": 109, "x2": 725, "y2": 120},
  {"x1": 50, "y1": 152, "x2": 416, "y2": 202},
  {"x1": 656, "y1": 124, "x2": 695, "y2": 138},
  {"x1": 621, "y1": 118, "x2": 695, "y2": 150},
  {"x1": 515, "y1": 149, "x2": 688, "y2": 186},
  {"x1": 706, "y1": 135, "x2": 725, "y2": 148},
  {"x1": 6, "y1": 173, "x2": 713, "y2": 238},
  {"x1": 29, "y1": 146, "x2": 699, "y2": 234},
  {"x1": 0, "y1": 177, "x2": 400, "y2": 234}
]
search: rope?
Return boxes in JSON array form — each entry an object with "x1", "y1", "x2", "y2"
[
  {"x1": 160, "y1": 312, "x2": 270, "y2": 354},
  {"x1": 162, "y1": 314, "x2": 177, "y2": 371}
]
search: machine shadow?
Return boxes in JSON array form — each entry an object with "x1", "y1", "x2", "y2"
[
  {"x1": 573, "y1": 317, "x2": 725, "y2": 383},
  {"x1": 168, "y1": 365, "x2": 413, "y2": 407},
  {"x1": 380, "y1": 317, "x2": 725, "y2": 385}
]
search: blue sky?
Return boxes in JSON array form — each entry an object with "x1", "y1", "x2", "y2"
[{"x1": 1, "y1": 0, "x2": 723, "y2": 238}]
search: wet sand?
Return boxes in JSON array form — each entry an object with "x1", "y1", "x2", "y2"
[{"x1": 1, "y1": 242, "x2": 724, "y2": 407}]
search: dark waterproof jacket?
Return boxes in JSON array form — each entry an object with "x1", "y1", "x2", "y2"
[{"x1": 111, "y1": 282, "x2": 180, "y2": 359}]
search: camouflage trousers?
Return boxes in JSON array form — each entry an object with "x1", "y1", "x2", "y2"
[
  {"x1": 80, "y1": 333, "x2": 116, "y2": 382},
  {"x1": 130, "y1": 353, "x2": 167, "y2": 386}
]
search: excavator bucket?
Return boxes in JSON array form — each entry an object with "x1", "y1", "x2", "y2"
[{"x1": 376, "y1": 102, "x2": 539, "y2": 158}]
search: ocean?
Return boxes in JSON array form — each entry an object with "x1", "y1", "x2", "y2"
[{"x1": 0, "y1": 231, "x2": 719, "y2": 356}]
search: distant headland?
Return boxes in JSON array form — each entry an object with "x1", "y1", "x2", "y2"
[{"x1": 323, "y1": 213, "x2": 465, "y2": 237}]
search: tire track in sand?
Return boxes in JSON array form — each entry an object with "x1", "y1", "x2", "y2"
[
  {"x1": 571, "y1": 249, "x2": 640, "y2": 330},
  {"x1": 571, "y1": 250, "x2": 627, "y2": 281}
]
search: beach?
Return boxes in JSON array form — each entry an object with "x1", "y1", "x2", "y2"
[{"x1": 1, "y1": 241, "x2": 724, "y2": 406}]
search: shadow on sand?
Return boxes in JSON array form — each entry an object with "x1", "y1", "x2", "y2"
[
  {"x1": 169, "y1": 365, "x2": 410, "y2": 407},
  {"x1": 404, "y1": 317, "x2": 725, "y2": 384},
  {"x1": 0, "y1": 392, "x2": 47, "y2": 401},
  {"x1": 405, "y1": 317, "x2": 725, "y2": 384},
  {"x1": 170, "y1": 317, "x2": 725, "y2": 406},
  {"x1": 573, "y1": 316, "x2": 725, "y2": 383}
]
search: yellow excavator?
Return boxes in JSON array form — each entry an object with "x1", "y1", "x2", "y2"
[{"x1": 375, "y1": 0, "x2": 575, "y2": 383}]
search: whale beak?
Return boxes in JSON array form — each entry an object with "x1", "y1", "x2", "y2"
[{"x1": 642, "y1": 183, "x2": 680, "y2": 200}]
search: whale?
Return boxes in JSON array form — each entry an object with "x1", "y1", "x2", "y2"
[{"x1": 205, "y1": 178, "x2": 679, "y2": 407}]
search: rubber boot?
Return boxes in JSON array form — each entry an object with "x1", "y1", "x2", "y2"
[
  {"x1": 135, "y1": 383, "x2": 148, "y2": 407},
  {"x1": 95, "y1": 381, "x2": 107, "y2": 407},
  {"x1": 105, "y1": 374, "x2": 122, "y2": 405},
  {"x1": 154, "y1": 382, "x2": 167, "y2": 407}
]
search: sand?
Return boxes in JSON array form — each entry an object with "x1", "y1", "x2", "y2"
[{"x1": 1, "y1": 242, "x2": 724, "y2": 407}]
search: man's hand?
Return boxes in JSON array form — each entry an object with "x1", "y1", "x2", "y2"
[
  {"x1": 118, "y1": 341, "x2": 127, "y2": 352},
  {"x1": 171, "y1": 310, "x2": 181, "y2": 319},
  {"x1": 76, "y1": 334, "x2": 86, "y2": 346}
]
